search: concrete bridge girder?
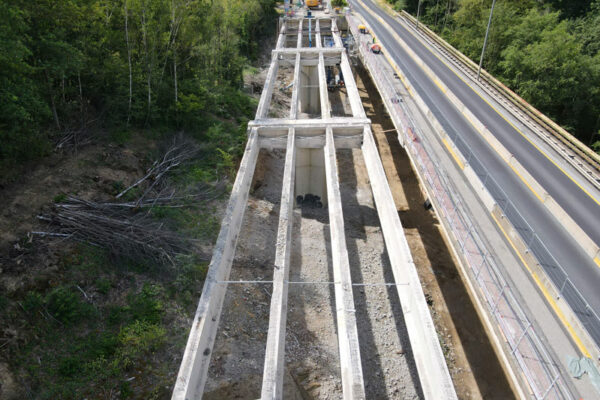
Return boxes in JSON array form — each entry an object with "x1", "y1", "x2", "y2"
[{"x1": 172, "y1": 12, "x2": 457, "y2": 400}]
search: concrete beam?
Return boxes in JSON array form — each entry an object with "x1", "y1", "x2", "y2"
[
  {"x1": 280, "y1": 58, "x2": 341, "y2": 67},
  {"x1": 249, "y1": 117, "x2": 370, "y2": 130},
  {"x1": 319, "y1": 52, "x2": 331, "y2": 119},
  {"x1": 296, "y1": 19, "x2": 303, "y2": 49},
  {"x1": 361, "y1": 126, "x2": 457, "y2": 400},
  {"x1": 324, "y1": 127, "x2": 366, "y2": 400},
  {"x1": 316, "y1": 19, "x2": 322, "y2": 48},
  {"x1": 289, "y1": 53, "x2": 302, "y2": 119},
  {"x1": 256, "y1": 53, "x2": 280, "y2": 119},
  {"x1": 261, "y1": 128, "x2": 296, "y2": 400},
  {"x1": 276, "y1": 19, "x2": 286, "y2": 49},
  {"x1": 331, "y1": 19, "x2": 365, "y2": 118},
  {"x1": 274, "y1": 47, "x2": 345, "y2": 55},
  {"x1": 259, "y1": 134, "x2": 363, "y2": 150},
  {"x1": 172, "y1": 129, "x2": 261, "y2": 400},
  {"x1": 288, "y1": 21, "x2": 302, "y2": 119},
  {"x1": 331, "y1": 18, "x2": 344, "y2": 48},
  {"x1": 256, "y1": 21, "x2": 288, "y2": 119},
  {"x1": 258, "y1": 124, "x2": 364, "y2": 139},
  {"x1": 340, "y1": 51, "x2": 366, "y2": 118}
]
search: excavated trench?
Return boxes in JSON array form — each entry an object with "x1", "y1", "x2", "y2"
[{"x1": 353, "y1": 60, "x2": 516, "y2": 399}]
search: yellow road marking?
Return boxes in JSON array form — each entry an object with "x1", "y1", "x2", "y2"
[
  {"x1": 442, "y1": 137, "x2": 465, "y2": 170},
  {"x1": 357, "y1": 0, "x2": 594, "y2": 360},
  {"x1": 508, "y1": 163, "x2": 544, "y2": 203},
  {"x1": 491, "y1": 212, "x2": 591, "y2": 358},
  {"x1": 462, "y1": 112, "x2": 476, "y2": 128},
  {"x1": 434, "y1": 78, "x2": 447, "y2": 93},
  {"x1": 359, "y1": 0, "x2": 600, "y2": 208}
]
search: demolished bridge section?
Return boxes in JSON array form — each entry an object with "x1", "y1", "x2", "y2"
[{"x1": 172, "y1": 13, "x2": 457, "y2": 400}]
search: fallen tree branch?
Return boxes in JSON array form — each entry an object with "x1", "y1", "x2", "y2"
[
  {"x1": 35, "y1": 135, "x2": 225, "y2": 265},
  {"x1": 116, "y1": 136, "x2": 200, "y2": 202}
]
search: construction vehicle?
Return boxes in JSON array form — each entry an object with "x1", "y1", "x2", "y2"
[{"x1": 306, "y1": 0, "x2": 320, "y2": 9}]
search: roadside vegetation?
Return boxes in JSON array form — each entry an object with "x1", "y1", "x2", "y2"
[
  {"x1": 0, "y1": 0, "x2": 277, "y2": 398},
  {"x1": 332, "y1": 0, "x2": 349, "y2": 7},
  {"x1": 385, "y1": 0, "x2": 600, "y2": 152}
]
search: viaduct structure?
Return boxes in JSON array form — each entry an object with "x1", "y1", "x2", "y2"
[{"x1": 172, "y1": 11, "x2": 457, "y2": 400}]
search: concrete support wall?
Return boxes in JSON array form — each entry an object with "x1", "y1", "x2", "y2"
[
  {"x1": 299, "y1": 65, "x2": 321, "y2": 116},
  {"x1": 261, "y1": 129, "x2": 296, "y2": 400},
  {"x1": 295, "y1": 147, "x2": 327, "y2": 206},
  {"x1": 172, "y1": 130, "x2": 260, "y2": 400},
  {"x1": 324, "y1": 127, "x2": 366, "y2": 399}
]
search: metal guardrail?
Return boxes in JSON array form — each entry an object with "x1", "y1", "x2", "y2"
[
  {"x1": 348, "y1": 14, "x2": 574, "y2": 399},
  {"x1": 398, "y1": 10, "x2": 600, "y2": 186}
]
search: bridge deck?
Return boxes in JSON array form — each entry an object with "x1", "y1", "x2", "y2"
[{"x1": 172, "y1": 11, "x2": 456, "y2": 400}]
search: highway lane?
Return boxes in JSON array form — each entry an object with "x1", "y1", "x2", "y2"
[
  {"x1": 356, "y1": 0, "x2": 600, "y2": 245},
  {"x1": 349, "y1": 0, "x2": 600, "y2": 321}
]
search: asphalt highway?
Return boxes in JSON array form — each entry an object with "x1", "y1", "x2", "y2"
[{"x1": 350, "y1": 0, "x2": 600, "y2": 323}]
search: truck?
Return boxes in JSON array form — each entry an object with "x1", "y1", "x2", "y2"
[{"x1": 306, "y1": 0, "x2": 320, "y2": 9}]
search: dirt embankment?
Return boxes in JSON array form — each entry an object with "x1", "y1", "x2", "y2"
[{"x1": 0, "y1": 133, "x2": 225, "y2": 399}]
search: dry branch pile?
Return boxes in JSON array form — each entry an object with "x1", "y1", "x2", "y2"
[
  {"x1": 115, "y1": 137, "x2": 201, "y2": 205},
  {"x1": 35, "y1": 136, "x2": 226, "y2": 264}
]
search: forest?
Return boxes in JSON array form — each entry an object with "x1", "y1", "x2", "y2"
[
  {"x1": 0, "y1": 0, "x2": 276, "y2": 179},
  {"x1": 385, "y1": 0, "x2": 600, "y2": 151},
  {"x1": 0, "y1": 1, "x2": 277, "y2": 398}
]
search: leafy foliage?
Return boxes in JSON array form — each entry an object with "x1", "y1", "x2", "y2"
[
  {"x1": 3, "y1": 242, "x2": 210, "y2": 398},
  {"x1": 46, "y1": 286, "x2": 93, "y2": 324},
  {"x1": 0, "y1": 0, "x2": 276, "y2": 178}
]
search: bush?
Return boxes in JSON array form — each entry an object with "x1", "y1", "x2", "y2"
[
  {"x1": 46, "y1": 286, "x2": 91, "y2": 324},
  {"x1": 53, "y1": 193, "x2": 67, "y2": 203},
  {"x1": 95, "y1": 278, "x2": 112, "y2": 294},
  {"x1": 119, "y1": 320, "x2": 166, "y2": 360},
  {"x1": 22, "y1": 291, "x2": 44, "y2": 314},
  {"x1": 129, "y1": 284, "x2": 164, "y2": 324}
]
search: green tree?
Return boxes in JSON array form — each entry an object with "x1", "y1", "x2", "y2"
[
  {"x1": 499, "y1": 9, "x2": 600, "y2": 142},
  {"x1": 544, "y1": 0, "x2": 594, "y2": 19},
  {"x1": 0, "y1": 0, "x2": 277, "y2": 179},
  {"x1": 574, "y1": 0, "x2": 600, "y2": 56},
  {"x1": 0, "y1": 3, "x2": 50, "y2": 173},
  {"x1": 402, "y1": 0, "x2": 600, "y2": 147}
]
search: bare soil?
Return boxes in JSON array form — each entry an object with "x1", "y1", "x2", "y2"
[
  {"x1": 354, "y1": 64, "x2": 516, "y2": 399},
  {"x1": 198, "y1": 46, "x2": 516, "y2": 400},
  {"x1": 0, "y1": 137, "x2": 154, "y2": 249}
]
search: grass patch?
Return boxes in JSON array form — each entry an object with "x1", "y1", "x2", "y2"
[
  {"x1": 46, "y1": 286, "x2": 94, "y2": 324},
  {"x1": 3, "y1": 62, "x2": 256, "y2": 398},
  {"x1": 95, "y1": 277, "x2": 112, "y2": 294},
  {"x1": 10, "y1": 273, "x2": 173, "y2": 398},
  {"x1": 109, "y1": 128, "x2": 132, "y2": 145},
  {"x1": 53, "y1": 193, "x2": 67, "y2": 203}
]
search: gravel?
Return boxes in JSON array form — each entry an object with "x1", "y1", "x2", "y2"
[{"x1": 203, "y1": 147, "x2": 423, "y2": 399}]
